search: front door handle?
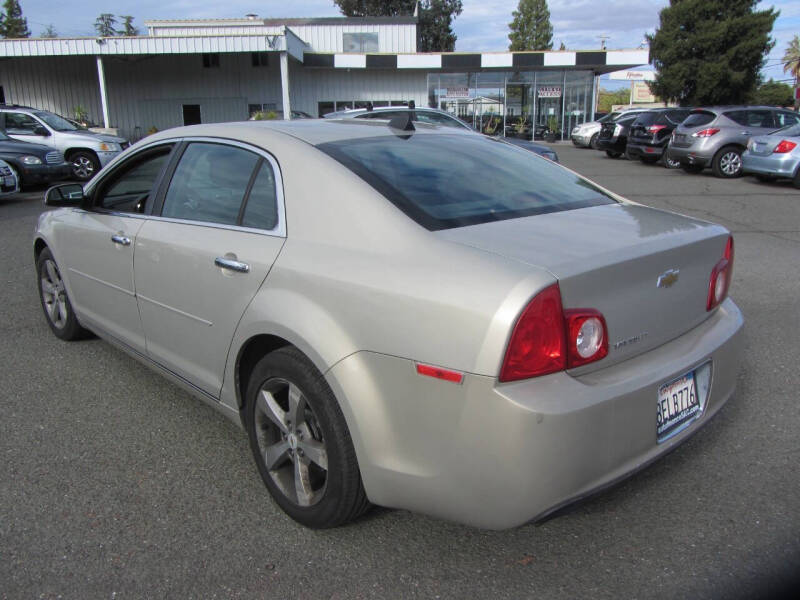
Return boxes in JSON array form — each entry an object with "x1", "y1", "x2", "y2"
[
  {"x1": 111, "y1": 234, "x2": 131, "y2": 246},
  {"x1": 215, "y1": 257, "x2": 250, "y2": 273},
  {"x1": 741, "y1": 131, "x2": 752, "y2": 135}
]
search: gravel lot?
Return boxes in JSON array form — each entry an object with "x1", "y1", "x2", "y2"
[{"x1": 1, "y1": 146, "x2": 798, "y2": 599}]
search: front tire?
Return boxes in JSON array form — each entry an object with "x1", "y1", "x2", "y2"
[
  {"x1": 244, "y1": 347, "x2": 370, "y2": 528},
  {"x1": 663, "y1": 154, "x2": 682, "y2": 169},
  {"x1": 605, "y1": 150, "x2": 622, "y2": 159},
  {"x1": 589, "y1": 133, "x2": 599, "y2": 149},
  {"x1": 69, "y1": 150, "x2": 100, "y2": 181},
  {"x1": 36, "y1": 248, "x2": 90, "y2": 340},
  {"x1": 712, "y1": 145, "x2": 744, "y2": 178}
]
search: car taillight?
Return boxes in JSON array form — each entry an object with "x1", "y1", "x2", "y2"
[
  {"x1": 692, "y1": 128, "x2": 720, "y2": 138},
  {"x1": 773, "y1": 140, "x2": 797, "y2": 154},
  {"x1": 707, "y1": 235, "x2": 734, "y2": 311},
  {"x1": 499, "y1": 283, "x2": 608, "y2": 382},
  {"x1": 648, "y1": 124, "x2": 667, "y2": 134},
  {"x1": 564, "y1": 309, "x2": 609, "y2": 368}
]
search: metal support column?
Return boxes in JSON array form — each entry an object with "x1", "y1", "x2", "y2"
[
  {"x1": 280, "y1": 51, "x2": 291, "y2": 120},
  {"x1": 96, "y1": 56, "x2": 110, "y2": 128}
]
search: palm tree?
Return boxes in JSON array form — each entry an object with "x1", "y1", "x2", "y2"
[{"x1": 783, "y1": 35, "x2": 800, "y2": 110}]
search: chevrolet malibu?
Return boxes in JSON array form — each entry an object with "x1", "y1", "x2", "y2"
[{"x1": 34, "y1": 119, "x2": 743, "y2": 529}]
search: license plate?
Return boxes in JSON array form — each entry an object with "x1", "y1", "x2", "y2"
[{"x1": 656, "y1": 370, "x2": 702, "y2": 442}]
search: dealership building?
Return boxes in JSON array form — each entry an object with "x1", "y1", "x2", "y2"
[{"x1": 0, "y1": 15, "x2": 648, "y2": 142}]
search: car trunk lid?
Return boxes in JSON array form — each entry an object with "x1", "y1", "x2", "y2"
[{"x1": 436, "y1": 203, "x2": 730, "y2": 372}]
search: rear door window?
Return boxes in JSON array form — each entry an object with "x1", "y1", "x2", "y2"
[
  {"x1": 161, "y1": 143, "x2": 259, "y2": 226},
  {"x1": 745, "y1": 110, "x2": 775, "y2": 129}
]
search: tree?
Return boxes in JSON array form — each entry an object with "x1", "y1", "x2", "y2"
[
  {"x1": 94, "y1": 13, "x2": 116, "y2": 37},
  {"x1": 0, "y1": 0, "x2": 31, "y2": 38},
  {"x1": 749, "y1": 78, "x2": 793, "y2": 107},
  {"x1": 647, "y1": 0, "x2": 778, "y2": 106},
  {"x1": 558, "y1": 41, "x2": 566, "y2": 50},
  {"x1": 333, "y1": 0, "x2": 463, "y2": 52},
  {"x1": 508, "y1": 0, "x2": 553, "y2": 51},
  {"x1": 41, "y1": 24, "x2": 58, "y2": 38},
  {"x1": 119, "y1": 15, "x2": 139, "y2": 36},
  {"x1": 597, "y1": 88, "x2": 631, "y2": 113},
  {"x1": 783, "y1": 35, "x2": 800, "y2": 109}
]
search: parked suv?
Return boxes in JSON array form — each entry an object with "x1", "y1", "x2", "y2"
[
  {"x1": 626, "y1": 108, "x2": 693, "y2": 167},
  {"x1": 669, "y1": 106, "x2": 800, "y2": 177},
  {"x1": 0, "y1": 105, "x2": 129, "y2": 181},
  {"x1": 0, "y1": 129, "x2": 71, "y2": 188},
  {"x1": 571, "y1": 108, "x2": 649, "y2": 149},
  {"x1": 595, "y1": 113, "x2": 640, "y2": 158}
]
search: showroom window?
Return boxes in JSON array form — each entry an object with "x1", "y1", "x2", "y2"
[{"x1": 202, "y1": 53, "x2": 220, "y2": 68}]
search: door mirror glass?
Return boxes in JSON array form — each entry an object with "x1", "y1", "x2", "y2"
[{"x1": 45, "y1": 183, "x2": 84, "y2": 207}]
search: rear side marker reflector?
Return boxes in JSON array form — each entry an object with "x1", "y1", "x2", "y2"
[{"x1": 416, "y1": 363, "x2": 464, "y2": 384}]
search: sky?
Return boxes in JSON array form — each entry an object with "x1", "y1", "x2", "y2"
[{"x1": 13, "y1": 0, "x2": 800, "y2": 90}]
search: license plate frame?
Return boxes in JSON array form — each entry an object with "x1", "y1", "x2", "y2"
[{"x1": 656, "y1": 367, "x2": 705, "y2": 443}]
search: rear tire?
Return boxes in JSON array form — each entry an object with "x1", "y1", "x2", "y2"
[
  {"x1": 244, "y1": 347, "x2": 370, "y2": 528},
  {"x1": 605, "y1": 150, "x2": 622, "y2": 159},
  {"x1": 36, "y1": 248, "x2": 91, "y2": 341},
  {"x1": 711, "y1": 145, "x2": 744, "y2": 178},
  {"x1": 793, "y1": 168, "x2": 800, "y2": 190}
]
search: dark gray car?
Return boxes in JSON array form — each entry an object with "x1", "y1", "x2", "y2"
[{"x1": 668, "y1": 106, "x2": 800, "y2": 178}]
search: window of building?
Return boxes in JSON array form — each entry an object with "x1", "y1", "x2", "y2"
[
  {"x1": 342, "y1": 32, "x2": 379, "y2": 53},
  {"x1": 202, "y1": 53, "x2": 220, "y2": 68},
  {"x1": 251, "y1": 52, "x2": 269, "y2": 67},
  {"x1": 249, "y1": 103, "x2": 277, "y2": 118}
]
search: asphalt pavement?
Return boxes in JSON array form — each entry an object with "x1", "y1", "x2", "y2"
[{"x1": 1, "y1": 146, "x2": 798, "y2": 599}]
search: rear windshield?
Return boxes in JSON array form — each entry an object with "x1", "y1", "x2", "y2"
[
  {"x1": 318, "y1": 134, "x2": 616, "y2": 230},
  {"x1": 682, "y1": 111, "x2": 716, "y2": 128},
  {"x1": 665, "y1": 109, "x2": 691, "y2": 124},
  {"x1": 633, "y1": 112, "x2": 660, "y2": 126}
]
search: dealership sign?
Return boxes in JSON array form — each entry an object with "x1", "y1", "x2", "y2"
[
  {"x1": 608, "y1": 70, "x2": 657, "y2": 81},
  {"x1": 537, "y1": 86, "x2": 562, "y2": 98}
]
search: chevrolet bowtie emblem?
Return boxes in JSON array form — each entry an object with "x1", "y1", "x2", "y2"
[{"x1": 657, "y1": 269, "x2": 680, "y2": 288}]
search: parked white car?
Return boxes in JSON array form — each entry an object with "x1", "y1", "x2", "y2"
[
  {"x1": 0, "y1": 158, "x2": 19, "y2": 196},
  {"x1": 0, "y1": 105, "x2": 129, "y2": 181},
  {"x1": 571, "y1": 109, "x2": 650, "y2": 148}
]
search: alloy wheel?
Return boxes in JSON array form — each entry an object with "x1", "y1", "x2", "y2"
[
  {"x1": 254, "y1": 377, "x2": 328, "y2": 507},
  {"x1": 40, "y1": 259, "x2": 68, "y2": 329},
  {"x1": 719, "y1": 151, "x2": 742, "y2": 176},
  {"x1": 72, "y1": 156, "x2": 95, "y2": 179}
]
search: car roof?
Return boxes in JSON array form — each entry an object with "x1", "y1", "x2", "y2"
[
  {"x1": 145, "y1": 118, "x2": 474, "y2": 147},
  {"x1": 326, "y1": 106, "x2": 451, "y2": 119}
]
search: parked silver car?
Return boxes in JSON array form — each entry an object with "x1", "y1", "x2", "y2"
[
  {"x1": 0, "y1": 105, "x2": 130, "y2": 181},
  {"x1": 570, "y1": 108, "x2": 649, "y2": 148},
  {"x1": 0, "y1": 158, "x2": 19, "y2": 196},
  {"x1": 668, "y1": 106, "x2": 800, "y2": 177},
  {"x1": 742, "y1": 123, "x2": 800, "y2": 187},
  {"x1": 35, "y1": 119, "x2": 742, "y2": 529}
]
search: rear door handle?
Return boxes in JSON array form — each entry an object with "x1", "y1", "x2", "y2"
[
  {"x1": 215, "y1": 257, "x2": 250, "y2": 273},
  {"x1": 741, "y1": 131, "x2": 752, "y2": 135},
  {"x1": 111, "y1": 234, "x2": 131, "y2": 246}
]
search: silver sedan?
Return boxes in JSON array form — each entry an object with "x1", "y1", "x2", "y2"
[
  {"x1": 34, "y1": 119, "x2": 743, "y2": 529},
  {"x1": 742, "y1": 123, "x2": 800, "y2": 188}
]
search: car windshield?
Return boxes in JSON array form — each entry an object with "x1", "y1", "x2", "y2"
[
  {"x1": 318, "y1": 133, "x2": 616, "y2": 230},
  {"x1": 34, "y1": 111, "x2": 80, "y2": 131},
  {"x1": 770, "y1": 123, "x2": 800, "y2": 136}
]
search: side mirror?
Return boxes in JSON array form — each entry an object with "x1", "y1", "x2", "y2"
[
  {"x1": 45, "y1": 183, "x2": 84, "y2": 207},
  {"x1": 33, "y1": 125, "x2": 51, "y2": 137}
]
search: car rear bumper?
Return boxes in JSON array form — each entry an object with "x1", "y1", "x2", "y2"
[
  {"x1": 596, "y1": 137, "x2": 625, "y2": 153},
  {"x1": 742, "y1": 152, "x2": 800, "y2": 178},
  {"x1": 668, "y1": 145, "x2": 712, "y2": 167},
  {"x1": 627, "y1": 142, "x2": 665, "y2": 158},
  {"x1": 327, "y1": 298, "x2": 744, "y2": 529}
]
